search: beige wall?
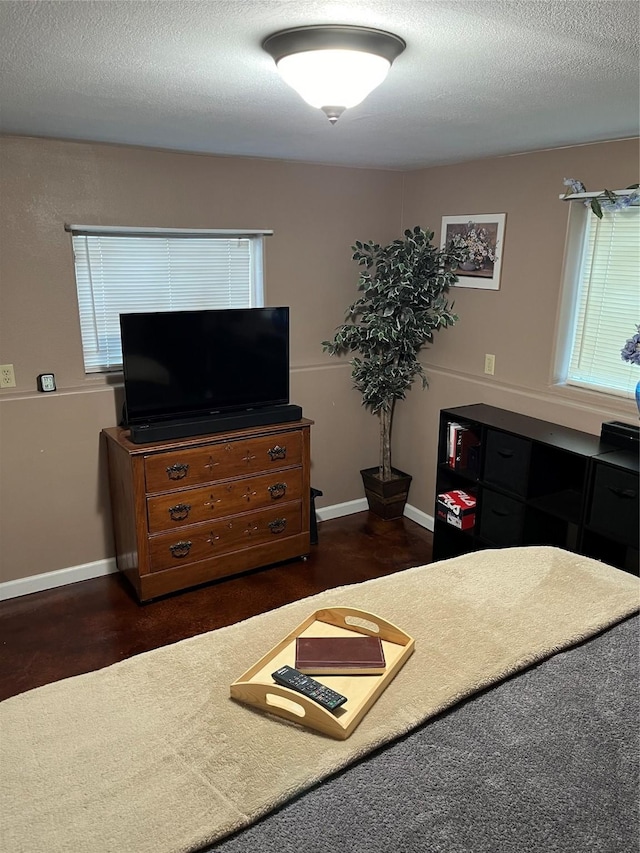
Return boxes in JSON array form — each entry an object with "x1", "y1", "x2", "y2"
[
  {"x1": 0, "y1": 136, "x2": 401, "y2": 583},
  {"x1": 394, "y1": 138, "x2": 639, "y2": 514},
  {"x1": 0, "y1": 135, "x2": 637, "y2": 584}
]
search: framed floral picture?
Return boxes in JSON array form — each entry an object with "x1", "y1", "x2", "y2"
[{"x1": 440, "y1": 213, "x2": 506, "y2": 290}]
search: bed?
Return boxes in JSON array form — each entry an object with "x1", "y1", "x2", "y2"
[
  {"x1": 212, "y1": 614, "x2": 638, "y2": 852},
  {"x1": 1, "y1": 546, "x2": 638, "y2": 853}
]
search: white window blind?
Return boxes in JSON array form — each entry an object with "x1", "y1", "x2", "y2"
[
  {"x1": 70, "y1": 228, "x2": 268, "y2": 372},
  {"x1": 565, "y1": 204, "x2": 639, "y2": 397}
]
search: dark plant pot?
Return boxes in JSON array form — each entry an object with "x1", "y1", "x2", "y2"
[{"x1": 360, "y1": 467, "x2": 412, "y2": 520}]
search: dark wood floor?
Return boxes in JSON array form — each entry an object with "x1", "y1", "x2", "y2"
[{"x1": 0, "y1": 512, "x2": 433, "y2": 701}]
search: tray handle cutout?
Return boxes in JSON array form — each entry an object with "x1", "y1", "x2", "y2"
[
  {"x1": 314, "y1": 607, "x2": 412, "y2": 645},
  {"x1": 344, "y1": 614, "x2": 380, "y2": 634},
  {"x1": 231, "y1": 681, "x2": 347, "y2": 736},
  {"x1": 265, "y1": 690, "x2": 306, "y2": 718}
]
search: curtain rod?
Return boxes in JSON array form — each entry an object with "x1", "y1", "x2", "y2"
[
  {"x1": 559, "y1": 189, "x2": 636, "y2": 201},
  {"x1": 65, "y1": 225, "x2": 274, "y2": 236}
]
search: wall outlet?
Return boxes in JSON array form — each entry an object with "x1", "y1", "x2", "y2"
[
  {"x1": 0, "y1": 364, "x2": 16, "y2": 388},
  {"x1": 484, "y1": 354, "x2": 496, "y2": 375}
]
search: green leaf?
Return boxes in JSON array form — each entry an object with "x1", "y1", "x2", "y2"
[
  {"x1": 590, "y1": 198, "x2": 603, "y2": 218},
  {"x1": 324, "y1": 226, "x2": 460, "y2": 471}
]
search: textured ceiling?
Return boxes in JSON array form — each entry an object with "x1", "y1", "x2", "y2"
[{"x1": 0, "y1": 0, "x2": 638, "y2": 170}]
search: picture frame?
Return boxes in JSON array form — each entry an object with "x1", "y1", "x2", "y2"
[{"x1": 440, "y1": 213, "x2": 506, "y2": 290}]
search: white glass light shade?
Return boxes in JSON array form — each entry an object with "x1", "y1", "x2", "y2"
[
  {"x1": 262, "y1": 26, "x2": 406, "y2": 123},
  {"x1": 276, "y1": 49, "x2": 391, "y2": 110}
]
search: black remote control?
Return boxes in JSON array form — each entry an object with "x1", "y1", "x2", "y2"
[{"x1": 271, "y1": 665, "x2": 348, "y2": 711}]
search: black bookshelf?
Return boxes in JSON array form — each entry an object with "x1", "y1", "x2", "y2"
[{"x1": 434, "y1": 404, "x2": 639, "y2": 575}]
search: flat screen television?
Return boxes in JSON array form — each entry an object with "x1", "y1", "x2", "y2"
[{"x1": 120, "y1": 307, "x2": 297, "y2": 442}]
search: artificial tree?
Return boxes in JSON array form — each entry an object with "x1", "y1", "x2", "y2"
[{"x1": 323, "y1": 226, "x2": 461, "y2": 501}]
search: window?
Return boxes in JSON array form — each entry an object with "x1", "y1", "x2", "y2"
[
  {"x1": 69, "y1": 226, "x2": 271, "y2": 373},
  {"x1": 556, "y1": 199, "x2": 639, "y2": 398}
]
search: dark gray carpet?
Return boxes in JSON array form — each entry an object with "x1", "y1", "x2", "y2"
[{"x1": 210, "y1": 615, "x2": 639, "y2": 853}]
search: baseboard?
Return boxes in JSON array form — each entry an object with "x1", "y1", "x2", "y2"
[
  {"x1": 403, "y1": 503, "x2": 435, "y2": 531},
  {"x1": 316, "y1": 498, "x2": 433, "y2": 530},
  {"x1": 315, "y1": 497, "x2": 369, "y2": 521},
  {"x1": 0, "y1": 558, "x2": 118, "y2": 601},
  {"x1": 0, "y1": 502, "x2": 434, "y2": 601}
]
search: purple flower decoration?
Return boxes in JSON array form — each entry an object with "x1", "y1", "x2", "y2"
[
  {"x1": 621, "y1": 326, "x2": 640, "y2": 366},
  {"x1": 562, "y1": 178, "x2": 639, "y2": 218},
  {"x1": 609, "y1": 192, "x2": 639, "y2": 210},
  {"x1": 563, "y1": 177, "x2": 586, "y2": 194}
]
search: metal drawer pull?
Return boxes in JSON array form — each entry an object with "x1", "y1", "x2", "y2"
[
  {"x1": 268, "y1": 445, "x2": 287, "y2": 461},
  {"x1": 268, "y1": 518, "x2": 287, "y2": 534},
  {"x1": 168, "y1": 503, "x2": 191, "y2": 521},
  {"x1": 268, "y1": 482, "x2": 287, "y2": 499},
  {"x1": 608, "y1": 486, "x2": 637, "y2": 500},
  {"x1": 166, "y1": 463, "x2": 189, "y2": 480},
  {"x1": 169, "y1": 540, "x2": 192, "y2": 558}
]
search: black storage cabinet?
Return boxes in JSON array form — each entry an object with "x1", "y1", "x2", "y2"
[{"x1": 433, "y1": 404, "x2": 639, "y2": 575}]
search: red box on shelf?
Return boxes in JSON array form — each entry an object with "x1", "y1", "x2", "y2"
[{"x1": 437, "y1": 489, "x2": 477, "y2": 531}]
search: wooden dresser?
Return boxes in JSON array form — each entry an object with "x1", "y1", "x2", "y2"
[{"x1": 102, "y1": 419, "x2": 312, "y2": 601}]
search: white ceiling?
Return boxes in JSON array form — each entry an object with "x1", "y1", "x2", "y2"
[{"x1": 1, "y1": 0, "x2": 638, "y2": 171}]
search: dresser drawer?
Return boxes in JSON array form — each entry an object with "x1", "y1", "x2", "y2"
[
  {"x1": 148, "y1": 502, "x2": 303, "y2": 572},
  {"x1": 144, "y1": 431, "x2": 303, "y2": 493},
  {"x1": 147, "y1": 468, "x2": 304, "y2": 533}
]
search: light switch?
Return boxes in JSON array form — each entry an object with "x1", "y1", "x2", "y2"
[{"x1": 484, "y1": 354, "x2": 495, "y2": 375}]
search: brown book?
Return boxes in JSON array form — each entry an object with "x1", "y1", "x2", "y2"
[{"x1": 295, "y1": 635, "x2": 386, "y2": 675}]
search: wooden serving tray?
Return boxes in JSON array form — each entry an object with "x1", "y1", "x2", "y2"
[{"x1": 230, "y1": 607, "x2": 415, "y2": 739}]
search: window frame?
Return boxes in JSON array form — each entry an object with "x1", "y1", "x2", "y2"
[
  {"x1": 553, "y1": 195, "x2": 639, "y2": 400},
  {"x1": 67, "y1": 225, "x2": 273, "y2": 374}
]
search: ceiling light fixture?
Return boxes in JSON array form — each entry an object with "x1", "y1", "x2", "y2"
[{"x1": 262, "y1": 25, "x2": 406, "y2": 124}]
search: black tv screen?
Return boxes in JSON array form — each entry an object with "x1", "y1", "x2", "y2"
[{"x1": 120, "y1": 307, "x2": 290, "y2": 425}]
